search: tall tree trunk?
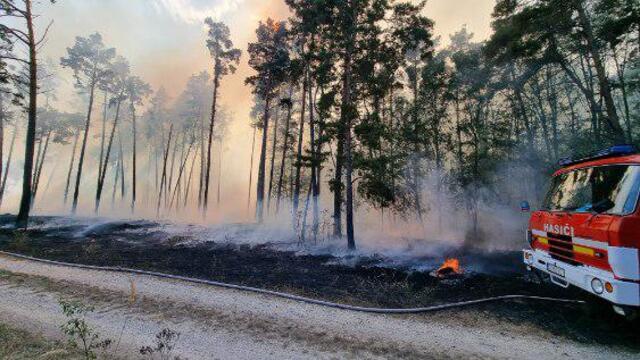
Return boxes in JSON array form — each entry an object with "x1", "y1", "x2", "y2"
[
  {"x1": 308, "y1": 81, "x2": 319, "y2": 242},
  {"x1": 342, "y1": 38, "x2": 355, "y2": 250},
  {"x1": 247, "y1": 126, "x2": 257, "y2": 210},
  {"x1": 118, "y1": 132, "x2": 125, "y2": 199},
  {"x1": 267, "y1": 101, "x2": 279, "y2": 213},
  {"x1": 71, "y1": 71, "x2": 98, "y2": 214},
  {"x1": 31, "y1": 130, "x2": 51, "y2": 207},
  {"x1": 169, "y1": 143, "x2": 193, "y2": 209},
  {"x1": 293, "y1": 75, "x2": 307, "y2": 219},
  {"x1": 64, "y1": 131, "x2": 79, "y2": 204},
  {"x1": 276, "y1": 90, "x2": 293, "y2": 213},
  {"x1": 410, "y1": 59, "x2": 423, "y2": 223},
  {"x1": 16, "y1": 0, "x2": 38, "y2": 227},
  {"x1": 157, "y1": 125, "x2": 173, "y2": 216},
  {"x1": 575, "y1": 2, "x2": 624, "y2": 142},
  {"x1": 95, "y1": 96, "x2": 123, "y2": 213},
  {"x1": 166, "y1": 134, "x2": 179, "y2": 206},
  {"x1": 613, "y1": 52, "x2": 633, "y2": 143},
  {"x1": 98, "y1": 91, "x2": 108, "y2": 184},
  {"x1": 0, "y1": 128, "x2": 16, "y2": 208},
  {"x1": 217, "y1": 140, "x2": 222, "y2": 207},
  {"x1": 0, "y1": 113, "x2": 4, "y2": 203},
  {"x1": 256, "y1": 95, "x2": 271, "y2": 223},
  {"x1": 184, "y1": 146, "x2": 198, "y2": 208},
  {"x1": 198, "y1": 110, "x2": 205, "y2": 209},
  {"x1": 204, "y1": 65, "x2": 220, "y2": 213},
  {"x1": 111, "y1": 155, "x2": 120, "y2": 207},
  {"x1": 131, "y1": 101, "x2": 138, "y2": 212}
]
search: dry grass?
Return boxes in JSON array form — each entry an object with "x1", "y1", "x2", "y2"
[{"x1": 0, "y1": 322, "x2": 81, "y2": 360}]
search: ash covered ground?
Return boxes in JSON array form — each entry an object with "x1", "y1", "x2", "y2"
[{"x1": 0, "y1": 214, "x2": 638, "y2": 349}]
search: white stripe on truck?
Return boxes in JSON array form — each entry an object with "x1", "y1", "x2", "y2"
[{"x1": 608, "y1": 247, "x2": 640, "y2": 281}]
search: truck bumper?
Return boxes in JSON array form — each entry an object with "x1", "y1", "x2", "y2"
[{"x1": 523, "y1": 249, "x2": 640, "y2": 307}]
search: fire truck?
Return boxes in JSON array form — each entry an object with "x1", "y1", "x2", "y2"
[{"x1": 522, "y1": 145, "x2": 640, "y2": 318}]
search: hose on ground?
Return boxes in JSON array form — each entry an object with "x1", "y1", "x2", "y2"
[{"x1": 0, "y1": 250, "x2": 586, "y2": 314}]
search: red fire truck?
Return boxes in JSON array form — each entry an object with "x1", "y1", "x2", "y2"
[{"x1": 522, "y1": 145, "x2": 640, "y2": 318}]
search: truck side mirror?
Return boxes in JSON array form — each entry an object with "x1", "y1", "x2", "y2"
[{"x1": 520, "y1": 201, "x2": 531, "y2": 212}]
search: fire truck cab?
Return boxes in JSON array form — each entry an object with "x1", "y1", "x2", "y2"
[{"x1": 523, "y1": 145, "x2": 640, "y2": 318}]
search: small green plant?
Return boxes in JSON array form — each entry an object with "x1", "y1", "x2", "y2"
[
  {"x1": 140, "y1": 328, "x2": 184, "y2": 360},
  {"x1": 59, "y1": 299, "x2": 112, "y2": 360}
]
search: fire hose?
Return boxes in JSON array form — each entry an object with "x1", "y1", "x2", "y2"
[{"x1": 0, "y1": 250, "x2": 585, "y2": 314}]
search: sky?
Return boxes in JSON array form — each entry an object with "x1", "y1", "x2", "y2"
[
  {"x1": 35, "y1": 0, "x2": 495, "y2": 109},
  {"x1": 10, "y1": 0, "x2": 496, "y2": 220}
]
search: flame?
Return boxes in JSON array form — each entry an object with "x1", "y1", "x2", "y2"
[{"x1": 436, "y1": 258, "x2": 461, "y2": 276}]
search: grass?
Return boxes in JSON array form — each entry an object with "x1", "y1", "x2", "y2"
[{"x1": 0, "y1": 322, "x2": 81, "y2": 360}]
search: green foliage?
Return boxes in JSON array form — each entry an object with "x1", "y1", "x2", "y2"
[
  {"x1": 59, "y1": 299, "x2": 112, "y2": 360},
  {"x1": 60, "y1": 33, "x2": 116, "y2": 91}
]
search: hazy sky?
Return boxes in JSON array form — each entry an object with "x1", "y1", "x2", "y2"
[
  {"x1": 35, "y1": 0, "x2": 495, "y2": 108},
  {"x1": 15, "y1": 0, "x2": 495, "y2": 218}
]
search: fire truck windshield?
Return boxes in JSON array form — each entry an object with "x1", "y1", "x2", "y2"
[{"x1": 543, "y1": 165, "x2": 640, "y2": 215}]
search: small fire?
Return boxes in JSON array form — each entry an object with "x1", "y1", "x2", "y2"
[{"x1": 436, "y1": 258, "x2": 462, "y2": 277}]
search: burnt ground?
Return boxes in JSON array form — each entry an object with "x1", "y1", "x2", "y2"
[{"x1": 0, "y1": 214, "x2": 638, "y2": 351}]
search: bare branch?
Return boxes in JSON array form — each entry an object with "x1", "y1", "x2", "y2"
[
  {"x1": 0, "y1": 0, "x2": 27, "y2": 16},
  {"x1": 0, "y1": 54, "x2": 30, "y2": 65},
  {"x1": 36, "y1": 20, "x2": 53, "y2": 46},
  {"x1": 0, "y1": 25, "x2": 30, "y2": 45}
]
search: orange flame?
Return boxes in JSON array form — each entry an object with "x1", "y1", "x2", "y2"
[{"x1": 436, "y1": 258, "x2": 461, "y2": 277}]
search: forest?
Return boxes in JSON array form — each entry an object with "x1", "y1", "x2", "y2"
[{"x1": 0, "y1": 0, "x2": 638, "y2": 250}]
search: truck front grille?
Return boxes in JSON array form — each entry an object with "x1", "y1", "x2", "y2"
[{"x1": 547, "y1": 233, "x2": 580, "y2": 266}]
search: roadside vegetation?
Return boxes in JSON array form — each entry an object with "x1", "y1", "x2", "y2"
[{"x1": 0, "y1": 321, "x2": 82, "y2": 360}]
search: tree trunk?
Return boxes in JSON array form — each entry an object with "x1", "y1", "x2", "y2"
[
  {"x1": 247, "y1": 126, "x2": 257, "y2": 210},
  {"x1": 95, "y1": 95, "x2": 123, "y2": 213},
  {"x1": 0, "y1": 113, "x2": 4, "y2": 204},
  {"x1": 267, "y1": 101, "x2": 280, "y2": 213},
  {"x1": 170, "y1": 142, "x2": 193, "y2": 209},
  {"x1": 31, "y1": 130, "x2": 51, "y2": 207},
  {"x1": 16, "y1": 0, "x2": 38, "y2": 227},
  {"x1": 184, "y1": 145, "x2": 198, "y2": 208},
  {"x1": 131, "y1": 101, "x2": 138, "y2": 212},
  {"x1": 275, "y1": 90, "x2": 293, "y2": 213},
  {"x1": 157, "y1": 125, "x2": 173, "y2": 216},
  {"x1": 198, "y1": 110, "x2": 205, "y2": 209},
  {"x1": 410, "y1": 60, "x2": 423, "y2": 223},
  {"x1": 0, "y1": 128, "x2": 16, "y2": 208},
  {"x1": 575, "y1": 2, "x2": 624, "y2": 142},
  {"x1": 71, "y1": 70, "x2": 98, "y2": 214},
  {"x1": 256, "y1": 95, "x2": 271, "y2": 223},
  {"x1": 98, "y1": 91, "x2": 108, "y2": 184},
  {"x1": 111, "y1": 155, "x2": 120, "y2": 207},
  {"x1": 613, "y1": 52, "x2": 633, "y2": 143},
  {"x1": 217, "y1": 140, "x2": 222, "y2": 207},
  {"x1": 342, "y1": 33, "x2": 355, "y2": 250},
  {"x1": 293, "y1": 75, "x2": 307, "y2": 218},
  {"x1": 64, "y1": 131, "x2": 79, "y2": 204},
  {"x1": 203, "y1": 65, "x2": 220, "y2": 213},
  {"x1": 308, "y1": 81, "x2": 319, "y2": 242},
  {"x1": 166, "y1": 134, "x2": 179, "y2": 206},
  {"x1": 118, "y1": 133, "x2": 125, "y2": 199}
]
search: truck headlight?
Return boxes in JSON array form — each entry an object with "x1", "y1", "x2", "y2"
[{"x1": 591, "y1": 278, "x2": 604, "y2": 294}]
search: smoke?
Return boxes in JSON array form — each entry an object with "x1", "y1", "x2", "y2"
[
  {"x1": 151, "y1": 0, "x2": 246, "y2": 24},
  {"x1": 0, "y1": 0, "x2": 530, "y2": 275}
]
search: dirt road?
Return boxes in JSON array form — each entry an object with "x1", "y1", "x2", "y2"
[{"x1": 0, "y1": 254, "x2": 633, "y2": 359}]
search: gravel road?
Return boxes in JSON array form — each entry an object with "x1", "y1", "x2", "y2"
[{"x1": 0, "y1": 254, "x2": 634, "y2": 359}]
